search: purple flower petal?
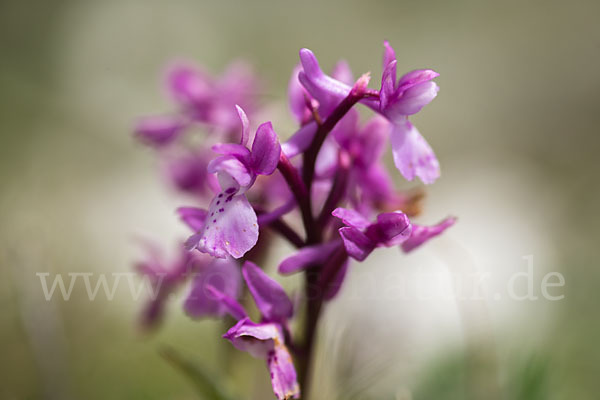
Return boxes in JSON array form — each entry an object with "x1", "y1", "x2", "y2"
[
  {"x1": 390, "y1": 119, "x2": 440, "y2": 184},
  {"x1": 278, "y1": 241, "x2": 340, "y2": 275},
  {"x1": 134, "y1": 115, "x2": 185, "y2": 147},
  {"x1": 235, "y1": 105, "x2": 250, "y2": 146},
  {"x1": 401, "y1": 217, "x2": 456, "y2": 253},
  {"x1": 257, "y1": 196, "x2": 296, "y2": 226},
  {"x1": 204, "y1": 284, "x2": 248, "y2": 320},
  {"x1": 211, "y1": 143, "x2": 251, "y2": 159},
  {"x1": 298, "y1": 48, "x2": 352, "y2": 114},
  {"x1": 242, "y1": 261, "x2": 293, "y2": 321},
  {"x1": 338, "y1": 227, "x2": 375, "y2": 261},
  {"x1": 177, "y1": 207, "x2": 208, "y2": 232},
  {"x1": 223, "y1": 318, "x2": 300, "y2": 399},
  {"x1": 191, "y1": 193, "x2": 258, "y2": 259},
  {"x1": 382, "y1": 40, "x2": 397, "y2": 79},
  {"x1": 207, "y1": 155, "x2": 253, "y2": 187},
  {"x1": 385, "y1": 80, "x2": 439, "y2": 117},
  {"x1": 250, "y1": 122, "x2": 281, "y2": 175},
  {"x1": 282, "y1": 121, "x2": 318, "y2": 158},
  {"x1": 183, "y1": 258, "x2": 242, "y2": 319},
  {"x1": 223, "y1": 318, "x2": 280, "y2": 358},
  {"x1": 167, "y1": 63, "x2": 212, "y2": 107},
  {"x1": 165, "y1": 152, "x2": 209, "y2": 194},
  {"x1": 379, "y1": 60, "x2": 398, "y2": 111},
  {"x1": 332, "y1": 207, "x2": 371, "y2": 230},
  {"x1": 280, "y1": 242, "x2": 340, "y2": 274},
  {"x1": 268, "y1": 343, "x2": 301, "y2": 400},
  {"x1": 287, "y1": 64, "x2": 311, "y2": 124},
  {"x1": 365, "y1": 212, "x2": 412, "y2": 246}
]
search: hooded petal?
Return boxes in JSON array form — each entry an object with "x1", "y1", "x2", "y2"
[
  {"x1": 223, "y1": 318, "x2": 280, "y2": 358},
  {"x1": 298, "y1": 48, "x2": 352, "y2": 114},
  {"x1": 183, "y1": 258, "x2": 242, "y2": 319},
  {"x1": 390, "y1": 119, "x2": 440, "y2": 184},
  {"x1": 386, "y1": 80, "x2": 439, "y2": 117},
  {"x1": 332, "y1": 207, "x2": 371, "y2": 230},
  {"x1": 192, "y1": 193, "x2": 258, "y2": 259},
  {"x1": 251, "y1": 122, "x2": 281, "y2": 175},
  {"x1": 207, "y1": 155, "x2": 253, "y2": 187},
  {"x1": 379, "y1": 60, "x2": 398, "y2": 111},
  {"x1": 268, "y1": 344, "x2": 301, "y2": 400},
  {"x1": 365, "y1": 212, "x2": 412, "y2": 246},
  {"x1": 338, "y1": 227, "x2": 375, "y2": 261},
  {"x1": 401, "y1": 217, "x2": 456, "y2": 253},
  {"x1": 242, "y1": 261, "x2": 293, "y2": 321},
  {"x1": 211, "y1": 143, "x2": 251, "y2": 159},
  {"x1": 177, "y1": 207, "x2": 208, "y2": 232},
  {"x1": 278, "y1": 241, "x2": 340, "y2": 275}
]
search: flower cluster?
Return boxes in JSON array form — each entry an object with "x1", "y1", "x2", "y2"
[{"x1": 133, "y1": 41, "x2": 454, "y2": 400}]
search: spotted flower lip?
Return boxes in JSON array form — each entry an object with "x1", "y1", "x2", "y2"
[
  {"x1": 185, "y1": 107, "x2": 281, "y2": 259},
  {"x1": 332, "y1": 207, "x2": 412, "y2": 261}
]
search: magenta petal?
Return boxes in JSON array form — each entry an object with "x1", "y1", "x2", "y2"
[
  {"x1": 183, "y1": 258, "x2": 242, "y2": 319},
  {"x1": 235, "y1": 105, "x2": 250, "y2": 146},
  {"x1": 382, "y1": 41, "x2": 397, "y2": 77},
  {"x1": 390, "y1": 119, "x2": 440, "y2": 184},
  {"x1": 177, "y1": 207, "x2": 208, "y2": 232},
  {"x1": 332, "y1": 207, "x2": 371, "y2": 230},
  {"x1": 204, "y1": 284, "x2": 248, "y2": 320},
  {"x1": 211, "y1": 143, "x2": 251, "y2": 159},
  {"x1": 357, "y1": 116, "x2": 389, "y2": 166},
  {"x1": 223, "y1": 318, "x2": 278, "y2": 358},
  {"x1": 196, "y1": 194, "x2": 258, "y2": 259},
  {"x1": 242, "y1": 261, "x2": 293, "y2": 321},
  {"x1": 379, "y1": 60, "x2": 398, "y2": 111},
  {"x1": 257, "y1": 197, "x2": 296, "y2": 226},
  {"x1": 282, "y1": 121, "x2": 318, "y2": 158},
  {"x1": 298, "y1": 48, "x2": 352, "y2": 113},
  {"x1": 397, "y1": 69, "x2": 440, "y2": 91},
  {"x1": 268, "y1": 343, "x2": 301, "y2": 400},
  {"x1": 207, "y1": 155, "x2": 253, "y2": 187},
  {"x1": 387, "y1": 81, "x2": 439, "y2": 117},
  {"x1": 401, "y1": 217, "x2": 456, "y2": 253},
  {"x1": 167, "y1": 63, "x2": 211, "y2": 106},
  {"x1": 278, "y1": 241, "x2": 340, "y2": 275},
  {"x1": 250, "y1": 122, "x2": 281, "y2": 175},
  {"x1": 338, "y1": 227, "x2": 375, "y2": 261},
  {"x1": 134, "y1": 115, "x2": 185, "y2": 147},
  {"x1": 366, "y1": 212, "x2": 412, "y2": 246}
]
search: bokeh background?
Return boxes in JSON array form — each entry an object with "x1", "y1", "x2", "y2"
[{"x1": 1, "y1": 0, "x2": 599, "y2": 399}]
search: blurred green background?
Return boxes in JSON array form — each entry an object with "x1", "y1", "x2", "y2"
[{"x1": 1, "y1": 0, "x2": 599, "y2": 399}]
